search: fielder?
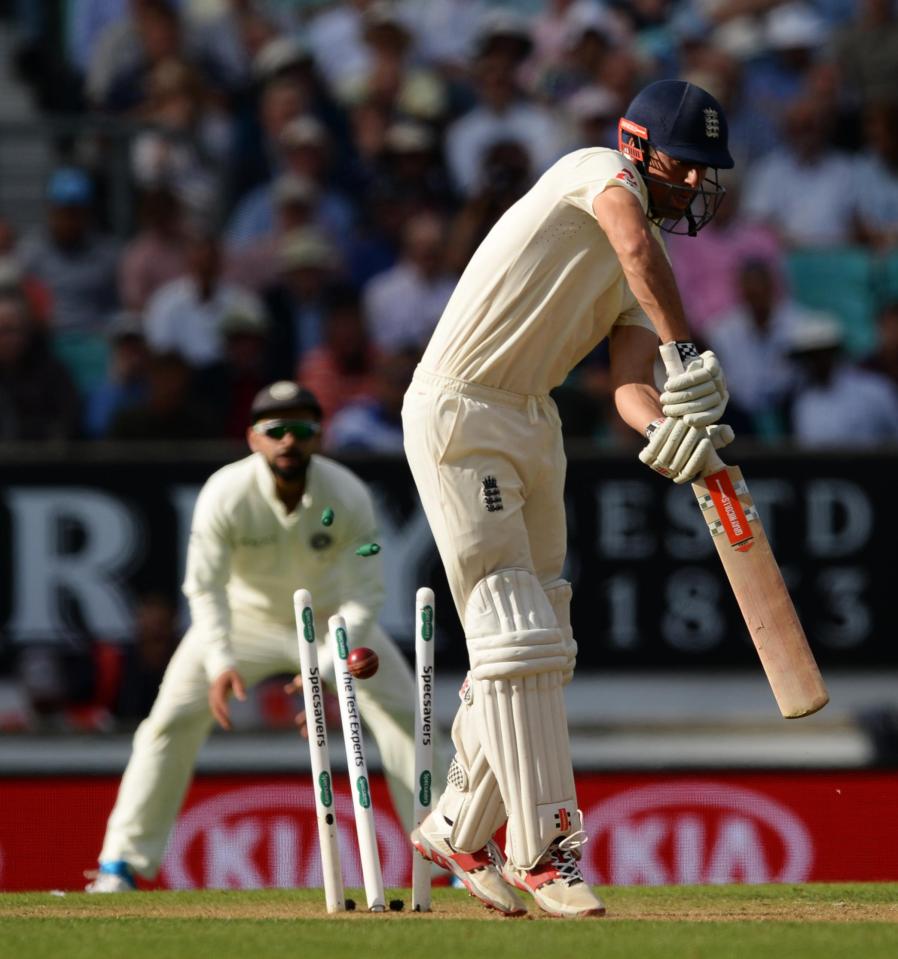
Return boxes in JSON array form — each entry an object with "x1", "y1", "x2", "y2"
[
  {"x1": 87, "y1": 381, "x2": 418, "y2": 891},
  {"x1": 403, "y1": 80, "x2": 735, "y2": 917}
]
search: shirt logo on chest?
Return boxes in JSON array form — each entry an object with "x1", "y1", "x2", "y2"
[
  {"x1": 238, "y1": 534, "x2": 277, "y2": 548},
  {"x1": 481, "y1": 476, "x2": 504, "y2": 512}
]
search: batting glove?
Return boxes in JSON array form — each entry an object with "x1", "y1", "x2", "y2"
[
  {"x1": 660, "y1": 350, "x2": 729, "y2": 427},
  {"x1": 639, "y1": 417, "x2": 735, "y2": 484}
]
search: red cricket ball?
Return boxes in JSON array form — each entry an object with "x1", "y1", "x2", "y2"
[{"x1": 346, "y1": 646, "x2": 379, "y2": 680}]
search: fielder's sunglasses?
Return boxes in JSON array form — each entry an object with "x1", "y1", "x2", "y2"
[{"x1": 252, "y1": 419, "x2": 321, "y2": 440}]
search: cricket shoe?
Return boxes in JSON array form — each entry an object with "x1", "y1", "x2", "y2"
[
  {"x1": 411, "y1": 813, "x2": 527, "y2": 916},
  {"x1": 502, "y1": 833, "x2": 605, "y2": 918},
  {"x1": 84, "y1": 860, "x2": 137, "y2": 893}
]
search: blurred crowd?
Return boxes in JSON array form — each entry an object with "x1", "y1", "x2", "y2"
[
  {"x1": 3, "y1": 0, "x2": 898, "y2": 732},
  {"x1": 1, "y1": 0, "x2": 897, "y2": 453}
]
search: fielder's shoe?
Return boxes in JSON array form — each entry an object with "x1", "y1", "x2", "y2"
[
  {"x1": 502, "y1": 833, "x2": 605, "y2": 918},
  {"x1": 411, "y1": 813, "x2": 527, "y2": 916},
  {"x1": 84, "y1": 860, "x2": 137, "y2": 893}
]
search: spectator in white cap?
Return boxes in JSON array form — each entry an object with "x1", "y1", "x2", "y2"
[
  {"x1": 336, "y1": 2, "x2": 448, "y2": 122},
  {"x1": 95, "y1": 0, "x2": 232, "y2": 114},
  {"x1": 130, "y1": 58, "x2": 232, "y2": 217},
  {"x1": 787, "y1": 312, "x2": 898, "y2": 445},
  {"x1": 247, "y1": 30, "x2": 343, "y2": 144},
  {"x1": 474, "y1": 7, "x2": 534, "y2": 62},
  {"x1": 739, "y1": 2, "x2": 828, "y2": 155},
  {"x1": 366, "y1": 121, "x2": 456, "y2": 214},
  {"x1": 564, "y1": 83, "x2": 621, "y2": 149},
  {"x1": 226, "y1": 173, "x2": 320, "y2": 291},
  {"x1": 262, "y1": 228, "x2": 343, "y2": 375},
  {"x1": 227, "y1": 115, "x2": 353, "y2": 257},
  {"x1": 276, "y1": 116, "x2": 355, "y2": 239},
  {"x1": 180, "y1": 0, "x2": 290, "y2": 92},
  {"x1": 143, "y1": 227, "x2": 265, "y2": 370},
  {"x1": 227, "y1": 42, "x2": 333, "y2": 211},
  {"x1": 305, "y1": 0, "x2": 376, "y2": 93}
]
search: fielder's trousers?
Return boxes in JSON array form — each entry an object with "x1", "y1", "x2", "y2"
[{"x1": 99, "y1": 612, "x2": 417, "y2": 879}]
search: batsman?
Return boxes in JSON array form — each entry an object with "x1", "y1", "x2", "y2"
[{"x1": 403, "y1": 80, "x2": 736, "y2": 917}]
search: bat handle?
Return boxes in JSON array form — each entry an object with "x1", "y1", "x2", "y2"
[{"x1": 658, "y1": 341, "x2": 726, "y2": 477}]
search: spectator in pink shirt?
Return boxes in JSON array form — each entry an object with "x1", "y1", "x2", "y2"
[
  {"x1": 667, "y1": 173, "x2": 782, "y2": 336},
  {"x1": 296, "y1": 286, "x2": 380, "y2": 426},
  {"x1": 119, "y1": 186, "x2": 189, "y2": 311}
]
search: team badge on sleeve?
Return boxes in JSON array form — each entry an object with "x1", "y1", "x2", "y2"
[{"x1": 615, "y1": 169, "x2": 638, "y2": 187}]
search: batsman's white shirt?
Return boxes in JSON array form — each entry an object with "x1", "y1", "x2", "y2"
[
  {"x1": 185, "y1": 451, "x2": 384, "y2": 682},
  {"x1": 420, "y1": 147, "x2": 656, "y2": 395},
  {"x1": 407, "y1": 147, "x2": 659, "y2": 610}
]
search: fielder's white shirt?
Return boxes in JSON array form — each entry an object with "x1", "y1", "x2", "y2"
[
  {"x1": 183, "y1": 452, "x2": 383, "y2": 681},
  {"x1": 420, "y1": 148, "x2": 657, "y2": 395}
]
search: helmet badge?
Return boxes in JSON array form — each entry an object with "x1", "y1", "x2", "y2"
[{"x1": 703, "y1": 108, "x2": 720, "y2": 139}]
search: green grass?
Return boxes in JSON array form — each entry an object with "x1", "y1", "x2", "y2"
[{"x1": 1, "y1": 885, "x2": 897, "y2": 959}]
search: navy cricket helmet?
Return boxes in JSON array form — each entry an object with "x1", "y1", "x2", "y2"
[{"x1": 618, "y1": 79, "x2": 734, "y2": 236}]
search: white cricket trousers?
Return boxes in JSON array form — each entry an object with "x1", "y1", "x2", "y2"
[
  {"x1": 99, "y1": 612, "x2": 417, "y2": 879},
  {"x1": 402, "y1": 368, "x2": 568, "y2": 611},
  {"x1": 403, "y1": 367, "x2": 576, "y2": 858}
]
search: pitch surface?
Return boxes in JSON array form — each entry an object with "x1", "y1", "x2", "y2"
[{"x1": 1, "y1": 885, "x2": 897, "y2": 958}]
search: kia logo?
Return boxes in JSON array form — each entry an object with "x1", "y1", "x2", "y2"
[
  {"x1": 582, "y1": 781, "x2": 814, "y2": 885},
  {"x1": 161, "y1": 784, "x2": 407, "y2": 889}
]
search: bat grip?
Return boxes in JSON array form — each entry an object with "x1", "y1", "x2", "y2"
[{"x1": 658, "y1": 341, "x2": 726, "y2": 477}]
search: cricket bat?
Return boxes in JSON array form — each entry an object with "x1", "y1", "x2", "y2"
[{"x1": 660, "y1": 343, "x2": 829, "y2": 719}]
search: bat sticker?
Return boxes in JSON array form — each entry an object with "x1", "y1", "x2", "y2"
[
  {"x1": 705, "y1": 469, "x2": 754, "y2": 552},
  {"x1": 709, "y1": 505, "x2": 758, "y2": 536}
]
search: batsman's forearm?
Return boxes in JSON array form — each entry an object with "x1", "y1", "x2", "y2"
[
  {"x1": 613, "y1": 381, "x2": 663, "y2": 436},
  {"x1": 616, "y1": 235, "x2": 691, "y2": 344}
]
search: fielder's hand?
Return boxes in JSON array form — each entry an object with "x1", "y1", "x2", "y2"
[
  {"x1": 639, "y1": 417, "x2": 735, "y2": 484},
  {"x1": 209, "y1": 668, "x2": 247, "y2": 731},
  {"x1": 283, "y1": 676, "x2": 341, "y2": 738},
  {"x1": 660, "y1": 349, "x2": 729, "y2": 427}
]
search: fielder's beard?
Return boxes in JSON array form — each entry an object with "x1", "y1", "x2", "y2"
[{"x1": 270, "y1": 456, "x2": 308, "y2": 484}]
